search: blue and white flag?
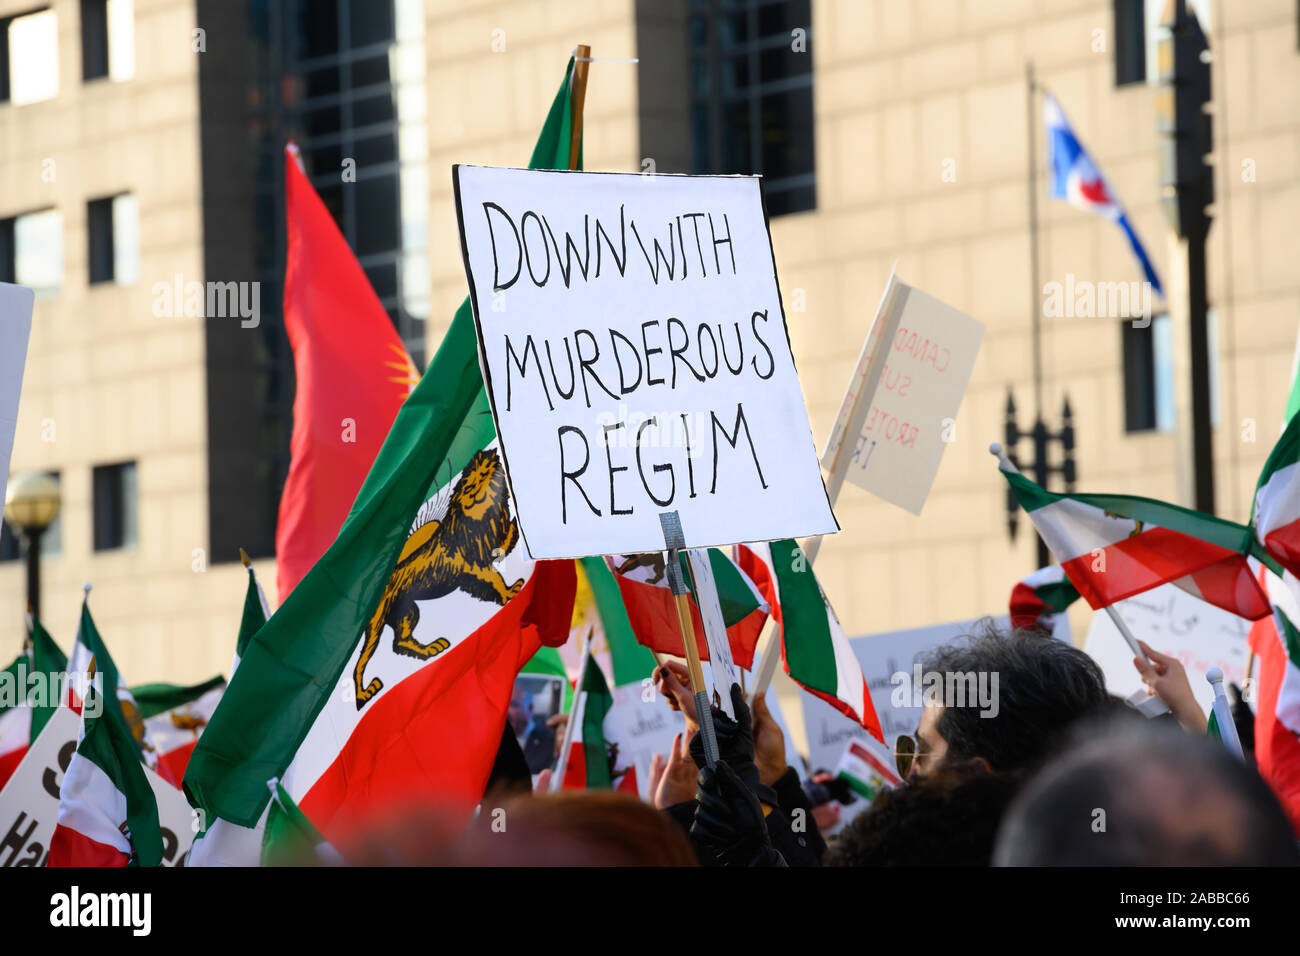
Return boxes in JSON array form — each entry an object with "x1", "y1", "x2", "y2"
[{"x1": 1044, "y1": 90, "x2": 1163, "y2": 297}]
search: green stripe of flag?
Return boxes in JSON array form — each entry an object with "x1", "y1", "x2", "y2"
[
  {"x1": 29, "y1": 617, "x2": 66, "y2": 740},
  {"x1": 581, "y1": 556, "x2": 654, "y2": 687},
  {"x1": 76, "y1": 604, "x2": 163, "y2": 866},
  {"x1": 131, "y1": 676, "x2": 227, "y2": 721},
  {"x1": 769, "y1": 539, "x2": 838, "y2": 695},
  {"x1": 579, "y1": 660, "x2": 612, "y2": 789}
]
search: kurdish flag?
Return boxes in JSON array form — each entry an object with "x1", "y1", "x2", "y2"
[
  {"x1": 275, "y1": 140, "x2": 419, "y2": 601},
  {"x1": 753, "y1": 539, "x2": 883, "y2": 741},
  {"x1": 184, "y1": 59, "x2": 582, "y2": 842},
  {"x1": 609, "y1": 549, "x2": 768, "y2": 668},
  {"x1": 49, "y1": 603, "x2": 163, "y2": 866},
  {"x1": 1009, "y1": 565, "x2": 1081, "y2": 631},
  {"x1": 993, "y1": 443, "x2": 1272, "y2": 620},
  {"x1": 0, "y1": 615, "x2": 67, "y2": 788}
]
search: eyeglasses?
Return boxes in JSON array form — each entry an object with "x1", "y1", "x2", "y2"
[{"x1": 894, "y1": 734, "x2": 927, "y2": 778}]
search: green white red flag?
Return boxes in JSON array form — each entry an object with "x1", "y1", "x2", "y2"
[
  {"x1": 741, "y1": 540, "x2": 884, "y2": 742},
  {"x1": 994, "y1": 444, "x2": 1272, "y2": 620},
  {"x1": 0, "y1": 615, "x2": 67, "y2": 788},
  {"x1": 558, "y1": 649, "x2": 614, "y2": 791},
  {"x1": 609, "y1": 549, "x2": 768, "y2": 668},
  {"x1": 133, "y1": 676, "x2": 226, "y2": 785},
  {"x1": 1009, "y1": 565, "x2": 1080, "y2": 631},
  {"x1": 49, "y1": 603, "x2": 164, "y2": 866},
  {"x1": 185, "y1": 563, "x2": 273, "y2": 866},
  {"x1": 183, "y1": 59, "x2": 582, "y2": 846},
  {"x1": 1253, "y1": 411, "x2": 1300, "y2": 580}
]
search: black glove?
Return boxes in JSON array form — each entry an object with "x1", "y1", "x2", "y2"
[
  {"x1": 689, "y1": 759, "x2": 786, "y2": 867},
  {"x1": 688, "y1": 683, "x2": 778, "y2": 807}
]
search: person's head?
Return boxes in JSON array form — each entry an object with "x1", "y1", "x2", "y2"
[
  {"x1": 909, "y1": 623, "x2": 1107, "y2": 777},
  {"x1": 460, "y1": 791, "x2": 699, "y2": 866},
  {"x1": 508, "y1": 683, "x2": 534, "y2": 735},
  {"x1": 825, "y1": 761, "x2": 1023, "y2": 866},
  {"x1": 994, "y1": 717, "x2": 1300, "y2": 866}
]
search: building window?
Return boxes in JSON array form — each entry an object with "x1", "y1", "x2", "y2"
[
  {"x1": 92, "y1": 461, "x2": 137, "y2": 551},
  {"x1": 1122, "y1": 312, "x2": 1218, "y2": 434},
  {"x1": 87, "y1": 194, "x2": 139, "y2": 285},
  {"x1": 0, "y1": 209, "x2": 63, "y2": 298},
  {"x1": 686, "y1": 0, "x2": 815, "y2": 217},
  {"x1": 81, "y1": 0, "x2": 134, "y2": 83},
  {"x1": 1, "y1": 8, "x2": 59, "y2": 105},
  {"x1": 0, "y1": 471, "x2": 62, "y2": 560},
  {"x1": 1114, "y1": 0, "x2": 1146, "y2": 86}
]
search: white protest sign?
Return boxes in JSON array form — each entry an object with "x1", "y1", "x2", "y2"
[
  {"x1": 823, "y1": 277, "x2": 984, "y2": 515},
  {"x1": 1083, "y1": 583, "x2": 1249, "y2": 715},
  {"x1": 604, "y1": 683, "x2": 685, "y2": 800},
  {"x1": 0, "y1": 706, "x2": 79, "y2": 866},
  {"x1": 453, "y1": 166, "x2": 838, "y2": 559},
  {"x1": 798, "y1": 614, "x2": 1048, "y2": 773},
  {"x1": 688, "y1": 547, "x2": 739, "y2": 717},
  {"x1": 0, "y1": 283, "x2": 35, "y2": 510},
  {"x1": 0, "y1": 706, "x2": 195, "y2": 866}
]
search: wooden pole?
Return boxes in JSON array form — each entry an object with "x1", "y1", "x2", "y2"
[{"x1": 568, "y1": 45, "x2": 591, "y2": 171}]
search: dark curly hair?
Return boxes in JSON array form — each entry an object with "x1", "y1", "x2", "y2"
[
  {"x1": 825, "y1": 761, "x2": 1023, "y2": 866},
  {"x1": 919, "y1": 621, "x2": 1108, "y2": 774}
]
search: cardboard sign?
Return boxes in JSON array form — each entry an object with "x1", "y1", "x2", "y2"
[
  {"x1": 0, "y1": 283, "x2": 35, "y2": 510},
  {"x1": 453, "y1": 166, "x2": 838, "y2": 559},
  {"x1": 823, "y1": 275, "x2": 984, "y2": 515},
  {"x1": 0, "y1": 707, "x2": 195, "y2": 866},
  {"x1": 1084, "y1": 583, "x2": 1249, "y2": 715}
]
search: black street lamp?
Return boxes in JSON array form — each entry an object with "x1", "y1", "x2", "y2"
[
  {"x1": 3, "y1": 471, "x2": 61, "y2": 624},
  {"x1": 1004, "y1": 390, "x2": 1076, "y2": 569}
]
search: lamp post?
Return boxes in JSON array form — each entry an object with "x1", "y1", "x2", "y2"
[{"x1": 3, "y1": 472, "x2": 61, "y2": 624}]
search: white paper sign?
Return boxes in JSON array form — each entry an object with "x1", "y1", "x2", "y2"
[
  {"x1": 453, "y1": 166, "x2": 838, "y2": 559},
  {"x1": 823, "y1": 279, "x2": 984, "y2": 514},
  {"x1": 1083, "y1": 583, "x2": 1249, "y2": 715},
  {"x1": 0, "y1": 283, "x2": 35, "y2": 509},
  {"x1": 688, "y1": 548, "x2": 739, "y2": 717},
  {"x1": 0, "y1": 706, "x2": 194, "y2": 866},
  {"x1": 0, "y1": 706, "x2": 79, "y2": 866}
]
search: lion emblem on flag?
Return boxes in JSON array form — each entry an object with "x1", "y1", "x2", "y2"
[{"x1": 353, "y1": 447, "x2": 524, "y2": 709}]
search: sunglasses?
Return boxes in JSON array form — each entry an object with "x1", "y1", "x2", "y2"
[{"x1": 894, "y1": 734, "x2": 927, "y2": 778}]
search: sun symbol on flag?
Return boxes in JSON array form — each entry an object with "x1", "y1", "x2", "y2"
[{"x1": 384, "y1": 342, "x2": 420, "y2": 394}]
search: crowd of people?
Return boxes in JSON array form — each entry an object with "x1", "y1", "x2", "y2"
[{"x1": 318, "y1": 622, "x2": 1299, "y2": 867}]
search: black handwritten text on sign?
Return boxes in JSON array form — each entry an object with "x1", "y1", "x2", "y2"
[{"x1": 453, "y1": 167, "x2": 838, "y2": 559}]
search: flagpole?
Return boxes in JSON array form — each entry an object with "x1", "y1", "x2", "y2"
[
  {"x1": 1026, "y1": 60, "x2": 1042, "y2": 419},
  {"x1": 568, "y1": 44, "x2": 591, "y2": 172},
  {"x1": 550, "y1": 632, "x2": 592, "y2": 792}
]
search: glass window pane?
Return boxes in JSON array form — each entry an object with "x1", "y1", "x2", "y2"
[
  {"x1": 113, "y1": 194, "x2": 139, "y2": 285},
  {"x1": 15, "y1": 210, "x2": 62, "y2": 297},
  {"x1": 108, "y1": 0, "x2": 135, "y2": 82},
  {"x1": 10, "y1": 10, "x2": 60, "y2": 105}
]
